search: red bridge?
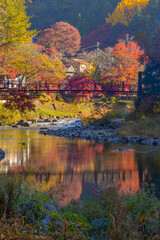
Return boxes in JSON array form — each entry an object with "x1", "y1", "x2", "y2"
[{"x1": 0, "y1": 80, "x2": 137, "y2": 96}]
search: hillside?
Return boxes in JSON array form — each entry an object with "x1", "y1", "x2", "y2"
[{"x1": 26, "y1": 0, "x2": 120, "y2": 35}]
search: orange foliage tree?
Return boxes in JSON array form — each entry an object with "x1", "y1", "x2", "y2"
[
  {"x1": 38, "y1": 22, "x2": 81, "y2": 57},
  {"x1": 110, "y1": 41, "x2": 146, "y2": 83}
]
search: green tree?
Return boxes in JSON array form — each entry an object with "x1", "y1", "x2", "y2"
[{"x1": 0, "y1": 0, "x2": 37, "y2": 50}]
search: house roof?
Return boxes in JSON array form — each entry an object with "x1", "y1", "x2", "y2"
[{"x1": 72, "y1": 59, "x2": 90, "y2": 65}]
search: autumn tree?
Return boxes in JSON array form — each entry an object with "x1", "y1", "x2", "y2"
[
  {"x1": 8, "y1": 43, "x2": 65, "y2": 84},
  {"x1": 38, "y1": 22, "x2": 81, "y2": 57},
  {"x1": 111, "y1": 40, "x2": 146, "y2": 83},
  {"x1": 67, "y1": 75, "x2": 101, "y2": 99},
  {"x1": 0, "y1": 0, "x2": 37, "y2": 80},
  {"x1": 81, "y1": 23, "x2": 114, "y2": 49},
  {"x1": 106, "y1": 0, "x2": 149, "y2": 26},
  {"x1": 3, "y1": 89, "x2": 35, "y2": 113}
]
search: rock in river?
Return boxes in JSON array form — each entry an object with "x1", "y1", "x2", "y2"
[{"x1": 0, "y1": 148, "x2": 5, "y2": 161}]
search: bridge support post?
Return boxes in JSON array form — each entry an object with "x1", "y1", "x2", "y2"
[
  {"x1": 138, "y1": 72, "x2": 142, "y2": 97},
  {"x1": 58, "y1": 84, "x2": 61, "y2": 93},
  {"x1": 70, "y1": 83, "x2": 72, "y2": 95},
  {"x1": 47, "y1": 84, "x2": 49, "y2": 94},
  {"x1": 35, "y1": 84, "x2": 38, "y2": 93},
  {"x1": 105, "y1": 84, "x2": 108, "y2": 94}
]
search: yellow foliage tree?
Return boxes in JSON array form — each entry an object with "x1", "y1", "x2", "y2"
[
  {"x1": 106, "y1": 0, "x2": 149, "y2": 26},
  {"x1": 8, "y1": 43, "x2": 65, "y2": 84}
]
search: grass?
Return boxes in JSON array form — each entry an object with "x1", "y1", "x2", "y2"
[{"x1": 118, "y1": 116, "x2": 160, "y2": 137}]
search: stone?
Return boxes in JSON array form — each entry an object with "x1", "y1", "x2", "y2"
[
  {"x1": 0, "y1": 148, "x2": 5, "y2": 155},
  {"x1": 21, "y1": 122, "x2": 30, "y2": 127},
  {"x1": 140, "y1": 138, "x2": 155, "y2": 145},
  {"x1": 12, "y1": 125, "x2": 18, "y2": 128},
  {"x1": 44, "y1": 118, "x2": 51, "y2": 122},
  {"x1": 52, "y1": 119, "x2": 58, "y2": 123},
  {"x1": 43, "y1": 203, "x2": 58, "y2": 214},
  {"x1": 16, "y1": 120, "x2": 24, "y2": 126}
]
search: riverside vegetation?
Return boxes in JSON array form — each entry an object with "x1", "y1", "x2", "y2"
[
  {"x1": 1, "y1": 93, "x2": 160, "y2": 140},
  {"x1": 0, "y1": 174, "x2": 160, "y2": 240}
]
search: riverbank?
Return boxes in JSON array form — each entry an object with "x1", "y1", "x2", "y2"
[
  {"x1": 1, "y1": 116, "x2": 160, "y2": 146},
  {"x1": 39, "y1": 118, "x2": 160, "y2": 146},
  {"x1": 0, "y1": 175, "x2": 160, "y2": 240}
]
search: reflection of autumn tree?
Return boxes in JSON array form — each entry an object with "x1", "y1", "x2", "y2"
[
  {"x1": 0, "y1": 129, "x2": 143, "y2": 203},
  {"x1": 101, "y1": 148, "x2": 139, "y2": 192},
  {"x1": 51, "y1": 175, "x2": 82, "y2": 206}
]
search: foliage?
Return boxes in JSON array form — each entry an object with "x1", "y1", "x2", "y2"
[
  {"x1": 106, "y1": 0, "x2": 149, "y2": 26},
  {"x1": 82, "y1": 23, "x2": 114, "y2": 49},
  {"x1": 62, "y1": 187, "x2": 160, "y2": 239},
  {"x1": 38, "y1": 22, "x2": 81, "y2": 57},
  {"x1": 1, "y1": 174, "x2": 160, "y2": 239},
  {"x1": 118, "y1": 116, "x2": 160, "y2": 137},
  {"x1": 0, "y1": 216, "x2": 52, "y2": 240},
  {"x1": 0, "y1": 105, "x2": 22, "y2": 124},
  {"x1": 7, "y1": 43, "x2": 65, "y2": 84},
  {"x1": 0, "y1": 0, "x2": 37, "y2": 49},
  {"x1": 0, "y1": 175, "x2": 23, "y2": 219},
  {"x1": 3, "y1": 90, "x2": 35, "y2": 114},
  {"x1": 48, "y1": 212, "x2": 90, "y2": 239},
  {"x1": 111, "y1": 40, "x2": 146, "y2": 83},
  {"x1": 27, "y1": 0, "x2": 119, "y2": 35},
  {"x1": 67, "y1": 75, "x2": 103, "y2": 100}
]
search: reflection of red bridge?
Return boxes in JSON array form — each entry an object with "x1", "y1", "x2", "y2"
[
  {"x1": 0, "y1": 81, "x2": 137, "y2": 96},
  {"x1": 7, "y1": 169, "x2": 139, "y2": 186}
]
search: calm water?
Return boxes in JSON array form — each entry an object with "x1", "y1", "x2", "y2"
[{"x1": 0, "y1": 128, "x2": 160, "y2": 205}]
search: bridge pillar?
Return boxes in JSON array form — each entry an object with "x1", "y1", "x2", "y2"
[
  {"x1": 138, "y1": 71, "x2": 142, "y2": 97},
  {"x1": 47, "y1": 83, "x2": 49, "y2": 94},
  {"x1": 58, "y1": 84, "x2": 61, "y2": 93},
  {"x1": 70, "y1": 83, "x2": 72, "y2": 94},
  {"x1": 35, "y1": 83, "x2": 38, "y2": 93}
]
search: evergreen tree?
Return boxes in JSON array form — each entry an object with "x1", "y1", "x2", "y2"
[{"x1": 0, "y1": 0, "x2": 37, "y2": 49}]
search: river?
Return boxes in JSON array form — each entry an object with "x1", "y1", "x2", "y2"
[{"x1": 0, "y1": 126, "x2": 160, "y2": 205}]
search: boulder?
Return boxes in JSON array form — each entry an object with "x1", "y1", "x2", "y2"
[
  {"x1": 12, "y1": 125, "x2": 18, "y2": 128},
  {"x1": 16, "y1": 120, "x2": 24, "y2": 126},
  {"x1": 44, "y1": 118, "x2": 51, "y2": 122},
  {"x1": 0, "y1": 149, "x2": 5, "y2": 155},
  {"x1": 21, "y1": 122, "x2": 30, "y2": 127},
  {"x1": 140, "y1": 138, "x2": 155, "y2": 145},
  {"x1": 52, "y1": 119, "x2": 58, "y2": 123}
]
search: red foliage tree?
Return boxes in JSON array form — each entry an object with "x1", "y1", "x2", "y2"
[
  {"x1": 81, "y1": 23, "x2": 129, "y2": 50},
  {"x1": 51, "y1": 22, "x2": 81, "y2": 56},
  {"x1": 38, "y1": 22, "x2": 81, "y2": 56},
  {"x1": 82, "y1": 23, "x2": 113, "y2": 49},
  {"x1": 67, "y1": 75, "x2": 102, "y2": 100},
  {"x1": 3, "y1": 90, "x2": 35, "y2": 113},
  {"x1": 111, "y1": 41, "x2": 147, "y2": 83}
]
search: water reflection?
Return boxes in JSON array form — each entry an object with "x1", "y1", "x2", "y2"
[{"x1": 0, "y1": 129, "x2": 159, "y2": 205}]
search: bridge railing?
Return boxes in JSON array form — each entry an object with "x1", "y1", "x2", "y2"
[{"x1": 0, "y1": 80, "x2": 137, "y2": 96}]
